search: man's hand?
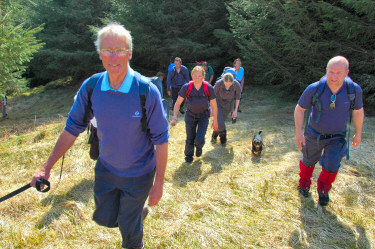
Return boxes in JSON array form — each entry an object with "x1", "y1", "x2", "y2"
[
  {"x1": 170, "y1": 118, "x2": 177, "y2": 126},
  {"x1": 232, "y1": 110, "x2": 238, "y2": 119},
  {"x1": 148, "y1": 180, "x2": 163, "y2": 206},
  {"x1": 296, "y1": 133, "x2": 306, "y2": 151},
  {"x1": 31, "y1": 167, "x2": 50, "y2": 188},
  {"x1": 212, "y1": 119, "x2": 218, "y2": 131},
  {"x1": 352, "y1": 133, "x2": 361, "y2": 147}
]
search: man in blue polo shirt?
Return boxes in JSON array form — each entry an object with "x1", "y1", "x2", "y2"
[
  {"x1": 294, "y1": 56, "x2": 364, "y2": 206},
  {"x1": 167, "y1": 57, "x2": 190, "y2": 113},
  {"x1": 32, "y1": 23, "x2": 169, "y2": 249}
]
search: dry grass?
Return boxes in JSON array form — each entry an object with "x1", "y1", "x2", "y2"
[{"x1": 0, "y1": 85, "x2": 374, "y2": 248}]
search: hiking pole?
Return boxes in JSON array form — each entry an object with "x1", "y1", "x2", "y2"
[{"x1": 0, "y1": 178, "x2": 50, "y2": 203}]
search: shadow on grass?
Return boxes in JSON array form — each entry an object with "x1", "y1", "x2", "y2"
[
  {"x1": 288, "y1": 194, "x2": 371, "y2": 249},
  {"x1": 173, "y1": 160, "x2": 203, "y2": 187},
  {"x1": 36, "y1": 179, "x2": 94, "y2": 228},
  {"x1": 202, "y1": 144, "x2": 234, "y2": 175}
]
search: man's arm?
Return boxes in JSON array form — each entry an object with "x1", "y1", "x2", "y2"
[
  {"x1": 352, "y1": 107, "x2": 364, "y2": 147},
  {"x1": 31, "y1": 130, "x2": 77, "y2": 187},
  {"x1": 148, "y1": 142, "x2": 168, "y2": 206},
  {"x1": 294, "y1": 104, "x2": 306, "y2": 150},
  {"x1": 209, "y1": 75, "x2": 214, "y2": 85},
  {"x1": 167, "y1": 72, "x2": 172, "y2": 96}
]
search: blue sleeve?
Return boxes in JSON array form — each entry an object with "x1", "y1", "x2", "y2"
[
  {"x1": 184, "y1": 67, "x2": 190, "y2": 83},
  {"x1": 208, "y1": 84, "x2": 216, "y2": 100},
  {"x1": 65, "y1": 78, "x2": 93, "y2": 137},
  {"x1": 353, "y1": 82, "x2": 363, "y2": 110},
  {"x1": 298, "y1": 83, "x2": 318, "y2": 109},
  {"x1": 146, "y1": 83, "x2": 169, "y2": 145},
  {"x1": 167, "y1": 70, "x2": 173, "y2": 91}
]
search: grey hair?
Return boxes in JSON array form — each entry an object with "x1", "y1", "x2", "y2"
[
  {"x1": 223, "y1": 73, "x2": 234, "y2": 83},
  {"x1": 327, "y1": 56, "x2": 349, "y2": 70},
  {"x1": 94, "y1": 23, "x2": 133, "y2": 54}
]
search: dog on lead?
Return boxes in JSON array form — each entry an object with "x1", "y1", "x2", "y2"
[{"x1": 251, "y1": 131, "x2": 263, "y2": 157}]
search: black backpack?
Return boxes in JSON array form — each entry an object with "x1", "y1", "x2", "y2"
[{"x1": 85, "y1": 72, "x2": 150, "y2": 160}]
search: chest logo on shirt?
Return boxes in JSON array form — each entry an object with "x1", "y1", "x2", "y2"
[{"x1": 132, "y1": 111, "x2": 141, "y2": 118}]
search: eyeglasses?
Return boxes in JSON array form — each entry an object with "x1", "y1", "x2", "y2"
[{"x1": 100, "y1": 48, "x2": 129, "y2": 56}]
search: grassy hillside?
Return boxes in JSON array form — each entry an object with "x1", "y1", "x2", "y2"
[{"x1": 0, "y1": 84, "x2": 374, "y2": 248}]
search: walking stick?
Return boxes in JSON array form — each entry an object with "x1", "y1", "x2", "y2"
[{"x1": 0, "y1": 178, "x2": 50, "y2": 203}]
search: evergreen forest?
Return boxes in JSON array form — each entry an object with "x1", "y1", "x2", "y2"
[{"x1": 1, "y1": 0, "x2": 374, "y2": 105}]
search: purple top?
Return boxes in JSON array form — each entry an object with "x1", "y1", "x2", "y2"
[
  {"x1": 298, "y1": 77, "x2": 363, "y2": 135},
  {"x1": 178, "y1": 82, "x2": 216, "y2": 117},
  {"x1": 66, "y1": 70, "x2": 169, "y2": 177}
]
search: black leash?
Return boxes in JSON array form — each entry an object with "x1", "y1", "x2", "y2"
[{"x1": 0, "y1": 178, "x2": 50, "y2": 203}]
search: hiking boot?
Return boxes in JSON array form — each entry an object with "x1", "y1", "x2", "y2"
[
  {"x1": 185, "y1": 156, "x2": 193, "y2": 163},
  {"x1": 196, "y1": 148, "x2": 202, "y2": 157},
  {"x1": 318, "y1": 190, "x2": 329, "y2": 206},
  {"x1": 142, "y1": 206, "x2": 149, "y2": 221},
  {"x1": 298, "y1": 186, "x2": 309, "y2": 197}
]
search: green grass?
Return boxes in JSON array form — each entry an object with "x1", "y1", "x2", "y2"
[{"x1": 0, "y1": 85, "x2": 374, "y2": 248}]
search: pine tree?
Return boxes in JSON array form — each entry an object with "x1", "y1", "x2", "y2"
[
  {"x1": 107, "y1": 0, "x2": 232, "y2": 76},
  {"x1": 26, "y1": 0, "x2": 111, "y2": 86},
  {"x1": 0, "y1": 0, "x2": 43, "y2": 95},
  {"x1": 228, "y1": 0, "x2": 375, "y2": 104}
]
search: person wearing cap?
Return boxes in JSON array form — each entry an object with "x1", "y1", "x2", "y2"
[
  {"x1": 211, "y1": 73, "x2": 241, "y2": 144},
  {"x1": 150, "y1": 72, "x2": 164, "y2": 98}
]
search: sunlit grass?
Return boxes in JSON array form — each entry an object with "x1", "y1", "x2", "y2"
[{"x1": 0, "y1": 85, "x2": 374, "y2": 248}]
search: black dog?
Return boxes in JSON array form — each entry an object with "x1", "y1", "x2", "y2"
[{"x1": 251, "y1": 131, "x2": 263, "y2": 157}]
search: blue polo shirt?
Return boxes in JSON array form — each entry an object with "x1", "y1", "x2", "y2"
[
  {"x1": 298, "y1": 77, "x2": 363, "y2": 135},
  {"x1": 66, "y1": 69, "x2": 169, "y2": 177}
]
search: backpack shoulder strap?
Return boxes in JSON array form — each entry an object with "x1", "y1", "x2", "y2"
[
  {"x1": 185, "y1": 81, "x2": 194, "y2": 99},
  {"x1": 84, "y1": 73, "x2": 102, "y2": 123},
  {"x1": 345, "y1": 77, "x2": 356, "y2": 109},
  {"x1": 304, "y1": 76, "x2": 326, "y2": 133},
  {"x1": 203, "y1": 81, "x2": 210, "y2": 100},
  {"x1": 138, "y1": 75, "x2": 150, "y2": 132}
]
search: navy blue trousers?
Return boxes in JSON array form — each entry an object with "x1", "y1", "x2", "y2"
[
  {"x1": 184, "y1": 112, "x2": 209, "y2": 158},
  {"x1": 93, "y1": 160, "x2": 155, "y2": 249},
  {"x1": 302, "y1": 134, "x2": 347, "y2": 173}
]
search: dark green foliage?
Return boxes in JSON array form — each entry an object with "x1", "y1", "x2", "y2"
[
  {"x1": 26, "y1": 0, "x2": 111, "y2": 86},
  {"x1": 0, "y1": 0, "x2": 44, "y2": 95},
  {"x1": 107, "y1": 0, "x2": 232, "y2": 76},
  {"x1": 228, "y1": 0, "x2": 375, "y2": 104}
]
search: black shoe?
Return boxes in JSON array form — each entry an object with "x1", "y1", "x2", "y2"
[
  {"x1": 185, "y1": 156, "x2": 193, "y2": 163},
  {"x1": 179, "y1": 109, "x2": 185, "y2": 114},
  {"x1": 318, "y1": 190, "x2": 329, "y2": 206},
  {"x1": 196, "y1": 148, "x2": 202, "y2": 157},
  {"x1": 142, "y1": 206, "x2": 149, "y2": 220},
  {"x1": 298, "y1": 186, "x2": 309, "y2": 197}
]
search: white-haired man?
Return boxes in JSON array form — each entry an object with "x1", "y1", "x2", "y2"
[{"x1": 32, "y1": 23, "x2": 169, "y2": 249}]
